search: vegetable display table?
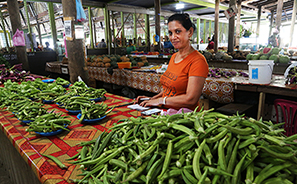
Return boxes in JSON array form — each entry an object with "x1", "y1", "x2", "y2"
[
  {"x1": 87, "y1": 66, "x2": 236, "y2": 104},
  {"x1": 0, "y1": 93, "x2": 139, "y2": 184}
]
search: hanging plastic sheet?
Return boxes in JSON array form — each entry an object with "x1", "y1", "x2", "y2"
[{"x1": 76, "y1": 0, "x2": 86, "y2": 22}]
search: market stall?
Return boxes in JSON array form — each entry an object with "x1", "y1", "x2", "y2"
[{"x1": 0, "y1": 90, "x2": 139, "y2": 184}]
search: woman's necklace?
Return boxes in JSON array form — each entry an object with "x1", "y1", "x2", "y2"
[{"x1": 174, "y1": 47, "x2": 195, "y2": 63}]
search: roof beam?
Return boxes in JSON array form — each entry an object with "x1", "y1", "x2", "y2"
[
  {"x1": 179, "y1": 0, "x2": 260, "y2": 16},
  {"x1": 184, "y1": 7, "x2": 208, "y2": 11}
]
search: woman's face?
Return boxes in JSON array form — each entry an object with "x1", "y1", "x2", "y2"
[{"x1": 168, "y1": 20, "x2": 192, "y2": 50}]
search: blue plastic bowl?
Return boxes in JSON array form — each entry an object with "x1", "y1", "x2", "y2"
[
  {"x1": 89, "y1": 97, "x2": 102, "y2": 102},
  {"x1": 17, "y1": 117, "x2": 32, "y2": 124},
  {"x1": 34, "y1": 125, "x2": 68, "y2": 136},
  {"x1": 62, "y1": 83, "x2": 71, "y2": 88},
  {"x1": 66, "y1": 109, "x2": 81, "y2": 115},
  {"x1": 42, "y1": 99, "x2": 54, "y2": 104},
  {"x1": 42, "y1": 79, "x2": 55, "y2": 83},
  {"x1": 77, "y1": 113, "x2": 106, "y2": 123}
]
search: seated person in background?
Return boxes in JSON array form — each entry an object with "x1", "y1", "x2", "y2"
[
  {"x1": 126, "y1": 39, "x2": 136, "y2": 54},
  {"x1": 97, "y1": 39, "x2": 107, "y2": 48},
  {"x1": 206, "y1": 37, "x2": 214, "y2": 50},
  {"x1": 43, "y1": 42, "x2": 53, "y2": 51},
  {"x1": 163, "y1": 35, "x2": 174, "y2": 49}
]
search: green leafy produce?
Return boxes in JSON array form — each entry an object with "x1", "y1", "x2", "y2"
[
  {"x1": 269, "y1": 54, "x2": 279, "y2": 63},
  {"x1": 271, "y1": 47, "x2": 280, "y2": 55},
  {"x1": 246, "y1": 54, "x2": 252, "y2": 60},
  {"x1": 222, "y1": 54, "x2": 233, "y2": 61},
  {"x1": 251, "y1": 54, "x2": 260, "y2": 60},
  {"x1": 69, "y1": 109, "x2": 297, "y2": 183},
  {"x1": 279, "y1": 55, "x2": 290, "y2": 64},
  {"x1": 203, "y1": 51, "x2": 212, "y2": 61},
  {"x1": 259, "y1": 55, "x2": 268, "y2": 60}
]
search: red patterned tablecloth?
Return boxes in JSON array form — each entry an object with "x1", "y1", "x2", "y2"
[
  {"x1": 0, "y1": 93, "x2": 141, "y2": 184},
  {"x1": 88, "y1": 66, "x2": 236, "y2": 104}
]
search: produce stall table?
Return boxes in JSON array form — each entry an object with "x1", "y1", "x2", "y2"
[
  {"x1": 87, "y1": 66, "x2": 236, "y2": 104},
  {"x1": 0, "y1": 93, "x2": 140, "y2": 184},
  {"x1": 234, "y1": 75, "x2": 297, "y2": 120}
]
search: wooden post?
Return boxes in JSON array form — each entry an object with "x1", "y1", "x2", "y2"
[
  {"x1": 269, "y1": 10, "x2": 274, "y2": 36},
  {"x1": 290, "y1": 0, "x2": 297, "y2": 46},
  {"x1": 111, "y1": 11, "x2": 116, "y2": 52},
  {"x1": 197, "y1": 18, "x2": 200, "y2": 45},
  {"x1": 7, "y1": 0, "x2": 29, "y2": 70},
  {"x1": 133, "y1": 13, "x2": 137, "y2": 45},
  {"x1": 145, "y1": 14, "x2": 150, "y2": 49},
  {"x1": 104, "y1": 7, "x2": 111, "y2": 54},
  {"x1": 121, "y1": 12, "x2": 125, "y2": 46},
  {"x1": 228, "y1": 0, "x2": 235, "y2": 52},
  {"x1": 0, "y1": 9, "x2": 9, "y2": 50},
  {"x1": 154, "y1": 0, "x2": 161, "y2": 51},
  {"x1": 218, "y1": 22, "x2": 223, "y2": 43},
  {"x1": 208, "y1": 20, "x2": 212, "y2": 38},
  {"x1": 275, "y1": 0, "x2": 284, "y2": 31},
  {"x1": 24, "y1": 0, "x2": 34, "y2": 51},
  {"x1": 88, "y1": 7, "x2": 94, "y2": 49},
  {"x1": 214, "y1": 0, "x2": 219, "y2": 53},
  {"x1": 203, "y1": 19, "x2": 207, "y2": 42},
  {"x1": 256, "y1": 6, "x2": 261, "y2": 38},
  {"x1": 93, "y1": 19, "x2": 97, "y2": 46},
  {"x1": 62, "y1": 0, "x2": 89, "y2": 85},
  {"x1": 235, "y1": 0, "x2": 242, "y2": 47},
  {"x1": 48, "y1": 2, "x2": 57, "y2": 51}
]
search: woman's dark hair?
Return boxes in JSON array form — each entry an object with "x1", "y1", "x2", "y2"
[{"x1": 168, "y1": 13, "x2": 196, "y2": 31}]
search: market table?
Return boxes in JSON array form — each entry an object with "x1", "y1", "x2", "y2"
[
  {"x1": 0, "y1": 93, "x2": 141, "y2": 184},
  {"x1": 234, "y1": 75, "x2": 297, "y2": 120},
  {"x1": 87, "y1": 66, "x2": 236, "y2": 104},
  {"x1": 88, "y1": 66, "x2": 297, "y2": 120}
]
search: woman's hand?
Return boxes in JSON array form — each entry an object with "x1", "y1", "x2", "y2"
[
  {"x1": 139, "y1": 98, "x2": 161, "y2": 107},
  {"x1": 134, "y1": 96, "x2": 150, "y2": 104}
]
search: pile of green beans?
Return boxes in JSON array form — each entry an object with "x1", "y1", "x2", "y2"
[
  {"x1": 64, "y1": 96, "x2": 95, "y2": 111},
  {"x1": 69, "y1": 81, "x2": 106, "y2": 99},
  {"x1": 69, "y1": 109, "x2": 297, "y2": 184},
  {"x1": 26, "y1": 112, "x2": 71, "y2": 133},
  {"x1": 54, "y1": 77, "x2": 70, "y2": 86},
  {"x1": 79, "y1": 103, "x2": 114, "y2": 121},
  {"x1": 9, "y1": 101, "x2": 47, "y2": 121}
]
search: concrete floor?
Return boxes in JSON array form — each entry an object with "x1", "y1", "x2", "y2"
[{"x1": 0, "y1": 160, "x2": 14, "y2": 184}]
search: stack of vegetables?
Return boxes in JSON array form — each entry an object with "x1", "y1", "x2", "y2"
[
  {"x1": 286, "y1": 66, "x2": 297, "y2": 84},
  {"x1": 208, "y1": 68, "x2": 249, "y2": 78},
  {"x1": 86, "y1": 54, "x2": 149, "y2": 68},
  {"x1": 0, "y1": 79, "x2": 111, "y2": 133},
  {"x1": 199, "y1": 50, "x2": 234, "y2": 62},
  {"x1": 0, "y1": 64, "x2": 42, "y2": 84},
  {"x1": 246, "y1": 47, "x2": 290, "y2": 64},
  {"x1": 69, "y1": 109, "x2": 297, "y2": 183}
]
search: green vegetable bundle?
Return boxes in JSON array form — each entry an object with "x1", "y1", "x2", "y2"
[
  {"x1": 69, "y1": 109, "x2": 297, "y2": 183},
  {"x1": 54, "y1": 77, "x2": 70, "y2": 86},
  {"x1": 79, "y1": 102, "x2": 114, "y2": 121},
  {"x1": 26, "y1": 112, "x2": 71, "y2": 133},
  {"x1": 64, "y1": 96, "x2": 95, "y2": 111},
  {"x1": 9, "y1": 101, "x2": 47, "y2": 121}
]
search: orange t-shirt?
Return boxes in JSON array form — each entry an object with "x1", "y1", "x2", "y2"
[{"x1": 160, "y1": 50, "x2": 209, "y2": 107}]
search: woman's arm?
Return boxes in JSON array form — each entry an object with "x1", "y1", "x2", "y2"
[{"x1": 141, "y1": 76, "x2": 205, "y2": 109}]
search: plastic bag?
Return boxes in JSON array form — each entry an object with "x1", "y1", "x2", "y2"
[
  {"x1": 76, "y1": 0, "x2": 86, "y2": 22},
  {"x1": 12, "y1": 29, "x2": 25, "y2": 46}
]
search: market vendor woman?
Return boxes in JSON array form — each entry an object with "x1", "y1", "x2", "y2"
[{"x1": 135, "y1": 13, "x2": 209, "y2": 110}]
